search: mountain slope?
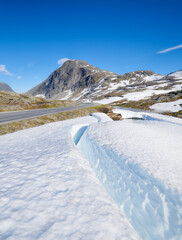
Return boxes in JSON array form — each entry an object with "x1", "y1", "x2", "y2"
[
  {"x1": 0, "y1": 91, "x2": 76, "y2": 111},
  {"x1": 27, "y1": 60, "x2": 182, "y2": 108},
  {"x1": 27, "y1": 60, "x2": 117, "y2": 99},
  {"x1": 27, "y1": 60, "x2": 156, "y2": 100},
  {"x1": 0, "y1": 82, "x2": 14, "y2": 92}
]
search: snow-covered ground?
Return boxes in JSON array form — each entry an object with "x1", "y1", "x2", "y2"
[
  {"x1": 150, "y1": 99, "x2": 182, "y2": 112},
  {"x1": 0, "y1": 114, "x2": 140, "y2": 240},
  {"x1": 77, "y1": 110, "x2": 182, "y2": 240},
  {"x1": 94, "y1": 96, "x2": 123, "y2": 104},
  {"x1": 123, "y1": 85, "x2": 182, "y2": 101},
  {"x1": 92, "y1": 82, "x2": 181, "y2": 104},
  {"x1": 1, "y1": 110, "x2": 182, "y2": 240}
]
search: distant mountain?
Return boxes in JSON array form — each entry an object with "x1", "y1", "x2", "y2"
[
  {"x1": 0, "y1": 82, "x2": 14, "y2": 92},
  {"x1": 27, "y1": 60, "x2": 182, "y2": 105},
  {"x1": 27, "y1": 59, "x2": 118, "y2": 99}
]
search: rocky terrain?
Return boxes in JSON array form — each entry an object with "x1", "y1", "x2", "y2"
[
  {"x1": 27, "y1": 60, "x2": 118, "y2": 99},
  {"x1": 0, "y1": 82, "x2": 14, "y2": 92},
  {"x1": 27, "y1": 60, "x2": 182, "y2": 107}
]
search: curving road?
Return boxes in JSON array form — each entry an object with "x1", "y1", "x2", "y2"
[{"x1": 0, "y1": 103, "x2": 97, "y2": 124}]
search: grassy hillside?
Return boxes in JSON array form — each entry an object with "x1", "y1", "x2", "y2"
[{"x1": 0, "y1": 91, "x2": 77, "y2": 112}]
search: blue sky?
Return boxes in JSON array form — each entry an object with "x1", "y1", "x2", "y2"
[{"x1": 0, "y1": 0, "x2": 182, "y2": 92}]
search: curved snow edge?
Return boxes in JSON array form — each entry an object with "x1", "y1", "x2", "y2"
[{"x1": 77, "y1": 127, "x2": 182, "y2": 240}]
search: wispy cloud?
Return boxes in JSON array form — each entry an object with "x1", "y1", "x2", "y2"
[
  {"x1": 157, "y1": 44, "x2": 182, "y2": 54},
  {"x1": 0, "y1": 65, "x2": 13, "y2": 75},
  {"x1": 17, "y1": 75, "x2": 22, "y2": 79},
  {"x1": 57, "y1": 58, "x2": 69, "y2": 65}
]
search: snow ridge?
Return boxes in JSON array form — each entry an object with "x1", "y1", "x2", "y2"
[{"x1": 76, "y1": 120, "x2": 182, "y2": 240}]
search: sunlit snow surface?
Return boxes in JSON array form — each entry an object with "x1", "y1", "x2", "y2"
[
  {"x1": 77, "y1": 110, "x2": 182, "y2": 240},
  {"x1": 168, "y1": 70, "x2": 182, "y2": 79},
  {"x1": 94, "y1": 96, "x2": 123, "y2": 104},
  {"x1": 1, "y1": 111, "x2": 182, "y2": 240},
  {"x1": 150, "y1": 99, "x2": 182, "y2": 112},
  {"x1": 0, "y1": 115, "x2": 140, "y2": 240}
]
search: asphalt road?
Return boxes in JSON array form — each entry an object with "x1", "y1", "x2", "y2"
[{"x1": 0, "y1": 103, "x2": 97, "y2": 124}]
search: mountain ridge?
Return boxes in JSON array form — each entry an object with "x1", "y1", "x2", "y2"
[{"x1": 27, "y1": 60, "x2": 182, "y2": 104}]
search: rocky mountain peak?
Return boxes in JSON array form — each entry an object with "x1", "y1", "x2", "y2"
[
  {"x1": 27, "y1": 59, "x2": 113, "y2": 99},
  {"x1": 61, "y1": 59, "x2": 89, "y2": 68}
]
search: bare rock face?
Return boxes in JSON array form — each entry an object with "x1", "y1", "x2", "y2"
[
  {"x1": 0, "y1": 82, "x2": 14, "y2": 92},
  {"x1": 27, "y1": 60, "x2": 112, "y2": 99}
]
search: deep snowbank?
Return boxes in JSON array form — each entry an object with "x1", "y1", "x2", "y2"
[
  {"x1": 77, "y1": 112, "x2": 182, "y2": 240},
  {"x1": 0, "y1": 115, "x2": 140, "y2": 240}
]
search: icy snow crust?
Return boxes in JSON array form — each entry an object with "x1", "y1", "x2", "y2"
[
  {"x1": 0, "y1": 115, "x2": 140, "y2": 240},
  {"x1": 77, "y1": 111, "x2": 182, "y2": 240}
]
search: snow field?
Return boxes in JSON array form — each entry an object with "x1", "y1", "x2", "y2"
[
  {"x1": 77, "y1": 111, "x2": 182, "y2": 240},
  {"x1": 0, "y1": 115, "x2": 140, "y2": 240},
  {"x1": 123, "y1": 85, "x2": 182, "y2": 101},
  {"x1": 94, "y1": 96, "x2": 123, "y2": 104},
  {"x1": 150, "y1": 99, "x2": 182, "y2": 112}
]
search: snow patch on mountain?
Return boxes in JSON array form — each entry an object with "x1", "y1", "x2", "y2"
[
  {"x1": 150, "y1": 99, "x2": 182, "y2": 112},
  {"x1": 94, "y1": 96, "x2": 123, "y2": 104},
  {"x1": 168, "y1": 70, "x2": 182, "y2": 79},
  {"x1": 143, "y1": 74, "x2": 164, "y2": 81},
  {"x1": 123, "y1": 84, "x2": 182, "y2": 101}
]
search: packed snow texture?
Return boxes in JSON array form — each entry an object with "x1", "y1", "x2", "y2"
[
  {"x1": 77, "y1": 110, "x2": 182, "y2": 240},
  {"x1": 150, "y1": 99, "x2": 182, "y2": 112},
  {"x1": 0, "y1": 115, "x2": 140, "y2": 240},
  {"x1": 94, "y1": 96, "x2": 123, "y2": 104}
]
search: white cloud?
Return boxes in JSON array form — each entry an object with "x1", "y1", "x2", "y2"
[
  {"x1": 0, "y1": 65, "x2": 13, "y2": 75},
  {"x1": 57, "y1": 58, "x2": 69, "y2": 65},
  {"x1": 17, "y1": 75, "x2": 22, "y2": 79},
  {"x1": 157, "y1": 44, "x2": 182, "y2": 54}
]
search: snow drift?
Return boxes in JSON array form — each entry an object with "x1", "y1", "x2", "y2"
[
  {"x1": 76, "y1": 111, "x2": 182, "y2": 240},
  {"x1": 0, "y1": 114, "x2": 140, "y2": 240}
]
